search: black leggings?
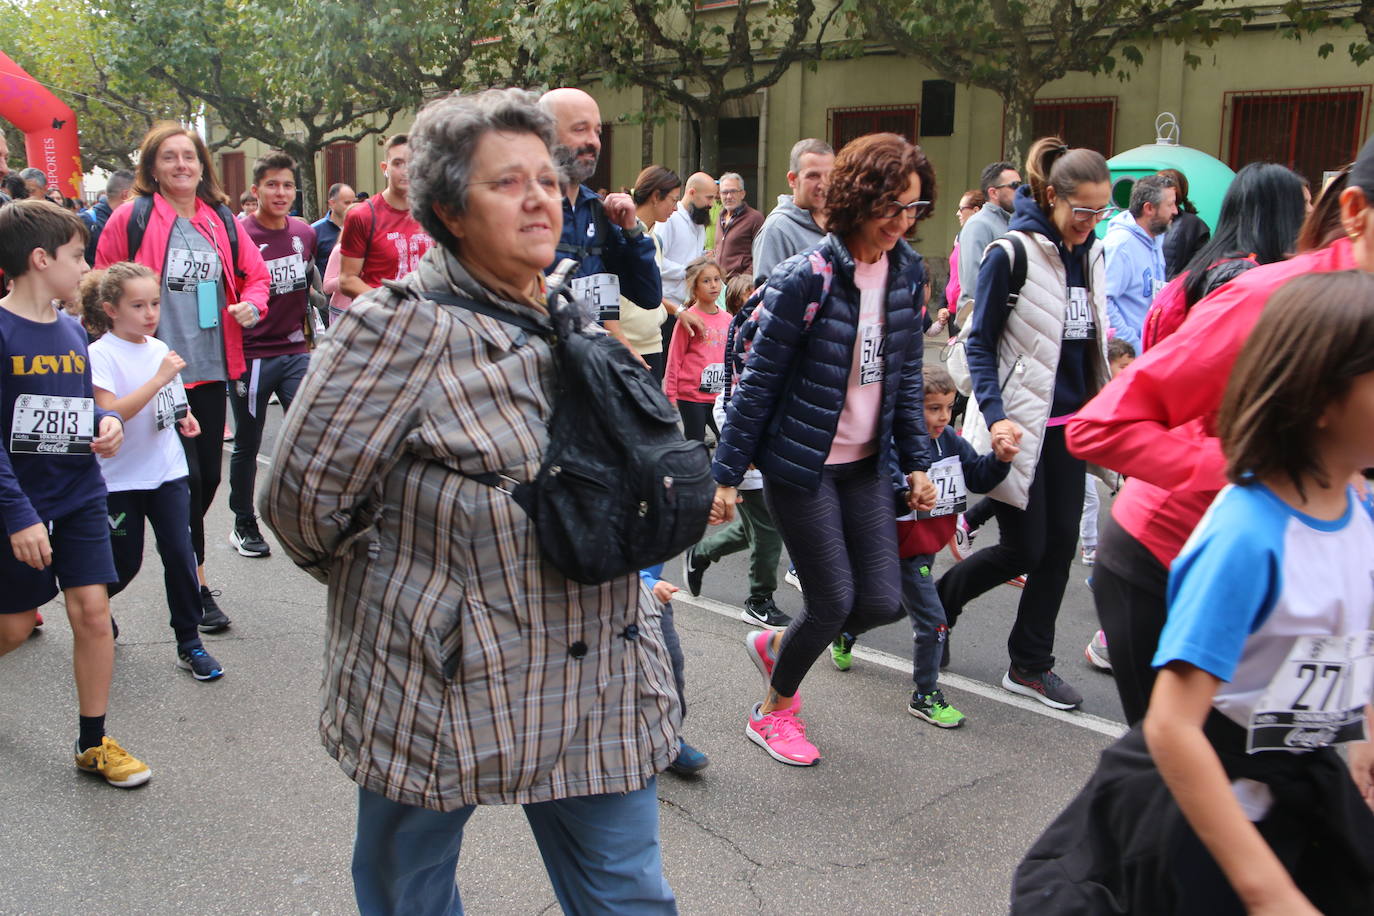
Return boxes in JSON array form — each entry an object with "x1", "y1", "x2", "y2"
[
  {"x1": 936, "y1": 426, "x2": 1084, "y2": 672},
  {"x1": 180, "y1": 382, "x2": 227, "y2": 566},
  {"x1": 1092, "y1": 512, "x2": 1170, "y2": 725},
  {"x1": 764, "y1": 456, "x2": 904, "y2": 698},
  {"x1": 677, "y1": 401, "x2": 718, "y2": 444},
  {"x1": 106, "y1": 478, "x2": 202, "y2": 645}
]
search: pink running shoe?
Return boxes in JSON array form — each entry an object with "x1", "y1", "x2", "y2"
[
  {"x1": 745, "y1": 629, "x2": 776, "y2": 683},
  {"x1": 746, "y1": 703, "x2": 819, "y2": 766}
]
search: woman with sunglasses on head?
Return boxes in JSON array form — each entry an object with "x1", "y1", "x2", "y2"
[
  {"x1": 936, "y1": 137, "x2": 1117, "y2": 712},
  {"x1": 712, "y1": 132, "x2": 939, "y2": 766}
]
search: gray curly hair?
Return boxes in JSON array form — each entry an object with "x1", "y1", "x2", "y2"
[{"x1": 407, "y1": 87, "x2": 562, "y2": 253}]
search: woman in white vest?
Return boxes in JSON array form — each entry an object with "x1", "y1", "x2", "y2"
[{"x1": 937, "y1": 137, "x2": 1116, "y2": 711}]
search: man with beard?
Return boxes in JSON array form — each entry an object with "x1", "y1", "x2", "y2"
[
  {"x1": 1103, "y1": 173, "x2": 1177, "y2": 350},
  {"x1": 539, "y1": 88, "x2": 692, "y2": 353},
  {"x1": 654, "y1": 171, "x2": 717, "y2": 308},
  {"x1": 751, "y1": 138, "x2": 834, "y2": 285}
]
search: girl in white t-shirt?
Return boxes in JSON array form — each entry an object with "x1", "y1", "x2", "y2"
[
  {"x1": 84, "y1": 263, "x2": 224, "y2": 681},
  {"x1": 1014, "y1": 271, "x2": 1374, "y2": 912}
]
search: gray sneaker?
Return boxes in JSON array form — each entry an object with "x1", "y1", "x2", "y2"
[{"x1": 1002, "y1": 665, "x2": 1083, "y2": 710}]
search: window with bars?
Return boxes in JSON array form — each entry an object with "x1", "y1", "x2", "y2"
[
  {"x1": 325, "y1": 142, "x2": 357, "y2": 191},
  {"x1": 829, "y1": 105, "x2": 919, "y2": 152},
  {"x1": 1031, "y1": 98, "x2": 1117, "y2": 157},
  {"x1": 221, "y1": 152, "x2": 245, "y2": 207},
  {"x1": 1224, "y1": 87, "x2": 1369, "y2": 184}
]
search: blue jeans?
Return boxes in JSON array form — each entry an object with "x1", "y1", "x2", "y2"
[
  {"x1": 352, "y1": 781, "x2": 677, "y2": 916},
  {"x1": 901, "y1": 553, "x2": 947, "y2": 695}
]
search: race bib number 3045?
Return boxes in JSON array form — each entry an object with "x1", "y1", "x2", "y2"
[
  {"x1": 1246, "y1": 631, "x2": 1374, "y2": 753},
  {"x1": 10, "y1": 394, "x2": 95, "y2": 455}
]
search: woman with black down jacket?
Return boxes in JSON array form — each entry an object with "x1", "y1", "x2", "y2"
[{"x1": 710, "y1": 133, "x2": 938, "y2": 767}]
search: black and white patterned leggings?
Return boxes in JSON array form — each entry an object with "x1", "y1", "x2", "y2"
[{"x1": 763, "y1": 455, "x2": 905, "y2": 698}]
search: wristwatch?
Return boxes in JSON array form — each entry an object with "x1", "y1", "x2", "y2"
[{"x1": 624, "y1": 219, "x2": 647, "y2": 240}]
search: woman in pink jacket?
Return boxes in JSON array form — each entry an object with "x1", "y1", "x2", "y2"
[
  {"x1": 96, "y1": 124, "x2": 270, "y2": 630},
  {"x1": 1065, "y1": 145, "x2": 1372, "y2": 725}
]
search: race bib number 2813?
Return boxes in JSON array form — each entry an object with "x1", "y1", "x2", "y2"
[{"x1": 10, "y1": 394, "x2": 95, "y2": 455}]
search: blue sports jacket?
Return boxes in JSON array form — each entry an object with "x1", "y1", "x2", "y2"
[{"x1": 713, "y1": 233, "x2": 931, "y2": 492}]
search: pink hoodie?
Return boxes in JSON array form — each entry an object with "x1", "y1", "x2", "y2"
[{"x1": 96, "y1": 193, "x2": 270, "y2": 381}]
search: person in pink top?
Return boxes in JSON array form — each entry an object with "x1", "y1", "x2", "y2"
[
  {"x1": 664, "y1": 255, "x2": 730, "y2": 442},
  {"x1": 1065, "y1": 151, "x2": 1367, "y2": 726},
  {"x1": 945, "y1": 189, "x2": 985, "y2": 317}
]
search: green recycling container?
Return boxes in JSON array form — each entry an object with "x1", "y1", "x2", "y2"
[{"x1": 1099, "y1": 113, "x2": 1236, "y2": 238}]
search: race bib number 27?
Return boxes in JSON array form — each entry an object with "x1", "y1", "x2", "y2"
[{"x1": 1246, "y1": 631, "x2": 1374, "y2": 753}]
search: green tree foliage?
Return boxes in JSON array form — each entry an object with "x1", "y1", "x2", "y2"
[
  {"x1": 0, "y1": 0, "x2": 192, "y2": 174},
  {"x1": 102, "y1": 0, "x2": 415, "y2": 219},
  {"x1": 528, "y1": 0, "x2": 860, "y2": 173},
  {"x1": 864, "y1": 0, "x2": 1244, "y2": 164},
  {"x1": 1282, "y1": 0, "x2": 1374, "y2": 64}
]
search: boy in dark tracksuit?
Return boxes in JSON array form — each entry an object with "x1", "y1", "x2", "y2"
[{"x1": 891, "y1": 366, "x2": 1009, "y2": 727}]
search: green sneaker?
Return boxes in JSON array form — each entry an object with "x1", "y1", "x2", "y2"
[
  {"x1": 908, "y1": 689, "x2": 966, "y2": 728},
  {"x1": 830, "y1": 632, "x2": 855, "y2": 671}
]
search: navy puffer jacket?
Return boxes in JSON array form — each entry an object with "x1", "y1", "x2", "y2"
[{"x1": 713, "y1": 233, "x2": 932, "y2": 492}]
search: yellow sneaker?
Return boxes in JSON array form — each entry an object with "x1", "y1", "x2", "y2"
[{"x1": 74, "y1": 736, "x2": 152, "y2": 788}]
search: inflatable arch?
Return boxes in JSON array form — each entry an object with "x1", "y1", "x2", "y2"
[{"x1": 0, "y1": 51, "x2": 82, "y2": 198}]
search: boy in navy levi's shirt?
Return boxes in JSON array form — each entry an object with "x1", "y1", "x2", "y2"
[{"x1": 0, "y1": 200, "x2": 151, "y2": 789}]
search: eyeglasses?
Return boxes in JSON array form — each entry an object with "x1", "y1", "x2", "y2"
[
  {"x1": 719, "y1": 187, "x2": 744, "y2": 195},
  {"x1": 989, "y1": 182, "x2": 1019, "y2": 191},
  {"x1": 880, "y1": 199, "x2": 932, "y2": 220},
  {"x1": 467, "y1": 174, "x2": 561, "y2": 198},
  {"x1": 956, "y1": 204, "x2": 979, "y2": 215},
  {"x1": 1067, "y1": 204, "x2": 1120, "y2": 224}
]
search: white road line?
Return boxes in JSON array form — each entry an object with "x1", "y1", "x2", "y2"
[
  {"x1": 673, "y1": 592, "x2": 1128, "y2": 740},
  {"x1": 221, "y1": 442, "x2": 271, "y2": 467}
]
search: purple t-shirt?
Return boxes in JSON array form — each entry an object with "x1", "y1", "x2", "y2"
[{"x1": 241, "y1": 215, "x2": 316, "y2": 360}]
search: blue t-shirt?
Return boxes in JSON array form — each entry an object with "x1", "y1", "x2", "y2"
[
  {"x1": 1155, "y1": 482, "x2": 1374, "y2": 752},
  {"x1": 0, "y1": 307, "x2": 118, "y2": 534}
]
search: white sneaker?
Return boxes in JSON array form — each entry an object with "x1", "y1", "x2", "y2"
[
  {"x1": 1081, "y1": 545, "x2": 1097, "y2": 567},
  {"x1": 784, "y1": 569, "x2": 802, "y2": 592}
]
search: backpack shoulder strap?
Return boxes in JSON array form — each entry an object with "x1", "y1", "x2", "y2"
[
  {"x1": 1005, "y1": 233, "x2": 1028, "y2": 304},
  {"x1": 212, "y1": 202, "x2": 243, "y2": 278},
  {"x1": 419, "y1": 289, "x2": 550, "y2": 338},
  {"x1": 126, "y1": 195, "x2": 155, "y2": 258}
]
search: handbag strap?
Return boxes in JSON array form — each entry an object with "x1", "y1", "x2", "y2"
[{"x1": 420, "y1": 289, "x2": 551, "y2": 338}]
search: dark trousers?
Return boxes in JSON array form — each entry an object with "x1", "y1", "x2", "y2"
[
  {"x1": 1092, "y1": 512, "x2": 1170, "y2": 725},
  {"x1": 658, "y1": 600, "x2": 687, "y2": 720},
  {"x1": 964, "y1": 495, "x2": 997, "y2": 531},
  {"x1": 106, "y1": 478, "x2": 203, "y2": 645},
  {"x1": 644, "y1": 351, "x2": 666, "y2": 385},
  {"x1": 764, "y1": 456, "x2": 904, "y2": 698},
  {"x1": 228, "y1": 353, "x2": 309, "y2": 525},
  {"x1": 677, "y1": 400, "x2": 718, "y2": 444},
  {"x1": 901, "y1": 553, "x2": 947, "y2": 695},
  {"x1": 696, "y1": 488, "x2": 782, "y2": 600},
  {"x1": 936, "y1": 426, "x2": 1084, "y2": 672},
  {"x1": 180, "y1": 382, "x2": 227, "y2": 566}
]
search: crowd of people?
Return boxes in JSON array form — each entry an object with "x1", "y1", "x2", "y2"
[{"x1": 3, "y1": 82, "x2": 1374, "y2": 914}]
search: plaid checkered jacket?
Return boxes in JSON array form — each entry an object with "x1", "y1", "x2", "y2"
[{"x1": 261, "y1": 247, "x2": 681, "y2": 810}]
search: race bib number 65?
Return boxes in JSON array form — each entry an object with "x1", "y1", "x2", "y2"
[{"x1": 10, "y1": 394, "x2": 95, "y2": 455}]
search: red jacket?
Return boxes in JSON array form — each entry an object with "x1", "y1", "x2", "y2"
[
  {"x1": 1066, "y1": 238, "x2": 1356, "y2": 567},
  {"x1": 96, "y1": 193, "x2": 271, "y2": 381}
]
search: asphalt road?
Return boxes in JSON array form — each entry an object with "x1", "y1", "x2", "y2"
[{"x1": 0, "y1": 407, "x2": 1125, "y2": 916}]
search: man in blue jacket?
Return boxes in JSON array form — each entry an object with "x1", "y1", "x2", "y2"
[
  {"x1": 539, "y1": 88, "x2": 700, "y2": 355},
  {"x1": 1103, "y1": 174, "x2": 1176, "y2": 350}
]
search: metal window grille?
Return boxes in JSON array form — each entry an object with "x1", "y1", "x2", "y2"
[
  {"x1": 1030, "y1": 97, "x2": 1117, "y2": 157},
  {"x1": 220, "y1": 152, "x2": 245, "y2": 206},
  {"x1": 827, "y1": 105, "x2": 920, "y2": 151},
  {"x1": 1222, "y1": 86, "x2": 1370, "y2": 184}
]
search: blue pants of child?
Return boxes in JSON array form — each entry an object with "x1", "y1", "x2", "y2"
[
  {"x1": 352, "y1": 780, "x2": 677, "y2": 915},
  {"x1": 901, "y1": 553, "x2": 947, "y2": 695}
]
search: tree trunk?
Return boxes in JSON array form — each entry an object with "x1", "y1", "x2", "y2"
[
  {"x1": 1001, "y1": 81, "x2": 1040, "y2": 169},
  {"x1": 696, "y1": 107, "x2": 720, "y2": 176},
  {"x1": 292, "y1": 143, "x2": 321, "y2": 222},
  {"x1": 642, "y1": 88, "x2": 656, "y2": 168}
]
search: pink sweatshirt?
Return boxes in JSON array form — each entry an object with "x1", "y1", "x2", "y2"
[
  {"x1": 828, "y1": 254, "x2": 888, "y2": 463},
  {"x1": 664, "y1": 304, "x2": 732, "y2": 404}
]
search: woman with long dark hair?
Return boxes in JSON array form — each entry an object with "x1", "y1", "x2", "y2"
[{"x1": 1160, "y1": 167, "x2": 1209, "y2": 278}]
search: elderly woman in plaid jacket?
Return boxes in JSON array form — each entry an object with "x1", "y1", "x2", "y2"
[{"x1": 261, "y1": 88, "x2": 681, "y2": 916}]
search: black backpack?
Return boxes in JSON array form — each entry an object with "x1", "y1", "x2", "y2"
[
  {"x1": 126, "y1": 194, "x2": 244, "y2": 281},
  {"x1": 421, "y1": 261, "x2": 713, "y2": 585}
]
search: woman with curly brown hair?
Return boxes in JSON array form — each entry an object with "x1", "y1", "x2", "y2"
[{"x1": 710, "y1": 132, "x2": 939, "y2": 766}]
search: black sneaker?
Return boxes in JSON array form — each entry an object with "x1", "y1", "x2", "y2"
[
  {"x1": 230, "y1": 518, "x2": 271, "y2": 558},
  {"x1": 681, "y1": 545, "x2": 710, "y2": 597},
  {"x1": 176, "y1": 645, "x2": 225, "y2": 681},
  {"x1": 741, "y1": 596, "x2": 792, "y2": 631},
  {"x1": 198, "y1": 587, "x2": 232, "y2": 633},
  {"x1": 1001, "y1": 665, "x2": 1083, "y2": 710}
]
